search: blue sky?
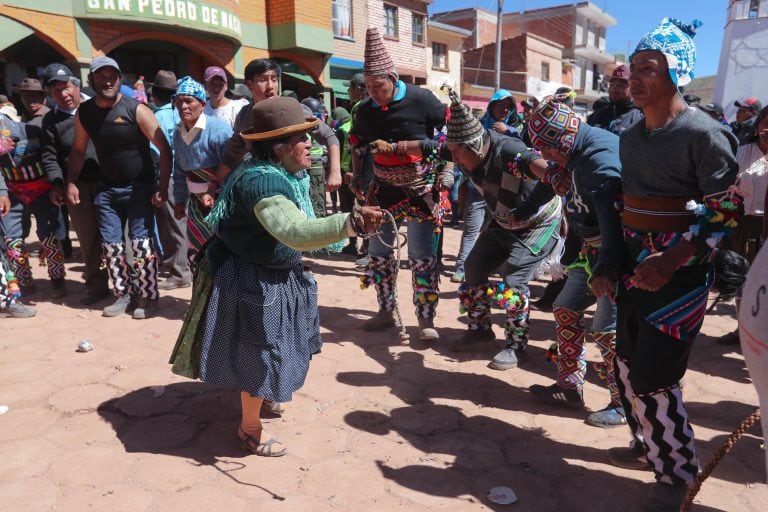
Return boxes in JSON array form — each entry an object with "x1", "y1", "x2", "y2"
[{"x1": 430, "y1": 0, "x2": 727, "y2": 77}]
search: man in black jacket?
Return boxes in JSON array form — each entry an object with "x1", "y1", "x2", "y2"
[{"x1": 587, "y1": 65, "x2": 644, "y2": 136}]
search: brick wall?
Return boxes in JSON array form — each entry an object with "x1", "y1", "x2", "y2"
[
  {"x1": 266, "y1": 0, "x2": 331, "y2": 29},
  {"x1": 502, "y1": 13, "x2": 574, "y2": 49},
  {"x1": 333, "y1": 0, "x2": 368, "y2": 62},
  {"x1": 1, "y1": 6, "x2": 79, "y2": 60},
  {"x1": 431, "y1": 8, "x2": 497, "y2": 50},
  {"x1": 463, "y1": 35, "x2": 527, "y2": 92},
  {"x1": 240, "y1": 0, "x2": 268, "y2": 25},
  {"x1": 369, "y1": 0, "x2": 427, "y2": 78}
]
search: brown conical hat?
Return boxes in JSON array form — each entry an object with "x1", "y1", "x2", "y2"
[
  {"x1": 364, "y1": 27, "x2": 398, "y2": 79},
  {"x1": 444, "y1": 86, "x2": 484, "y2": 144}
]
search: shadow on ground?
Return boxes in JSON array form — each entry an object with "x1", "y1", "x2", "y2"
[{"x1": 97, "y1": 382, "x2": 287, "y2": 501}]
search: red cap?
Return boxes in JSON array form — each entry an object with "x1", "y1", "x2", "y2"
[
  {"x1": 609, "y1": 65, "x2": 630, "y2": 82},
  {"x1": 204, "y1": 66, "x2": 227, "y2": 83},
  {"x1": 734, "y1": 97, "x2": 762, "y2": 112}
]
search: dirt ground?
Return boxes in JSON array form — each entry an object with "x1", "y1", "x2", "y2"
[{"x1": 1, "y1": 225, "x2": 765, "y2": 511}]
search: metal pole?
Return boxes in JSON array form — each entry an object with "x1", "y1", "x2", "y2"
[{"x1": 495, "y1": 0, "x2": 504, "y2": 90}]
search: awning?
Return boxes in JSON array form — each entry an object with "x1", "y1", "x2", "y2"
[
  {"x1": 329, "y1": 56, "x2": 364, "y2": 70},
  {"x1": 0, "y1": 15, "x2": 34, "y2": 53},
  {"x1": 329, "y1": 78, "x2": 349, "y2": 100},
  {"x1": 283, "y1": 71, "x2": 315, "y2": 85}
]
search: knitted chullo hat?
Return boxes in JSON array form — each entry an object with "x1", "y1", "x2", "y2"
[
  {"x1": 173, "y1": 76, "x2": 207, "y2": 102},
  {"x1": 632, "y1": 18, "x2": 702, "y2": 87},
  {"x1": 444, "y1": 86, "x2": 485, "y2": 145},
  {"x1": 364, "y1": 27, "x2": 398, "y2": 81},
  {"x1": 528, "y1": 94, "x2": 581, "y2": 154}
]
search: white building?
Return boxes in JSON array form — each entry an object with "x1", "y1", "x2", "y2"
[
  {"x1": 425, "y1": 20, "x2": 471, "y2": 103},
  {"x1": 714, "y1": 0, "x2": 768, "y2": 115}
]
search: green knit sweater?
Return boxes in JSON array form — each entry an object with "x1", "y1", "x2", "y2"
[{"x1": 206, "y1": 160, "x2": 349, "y2": 267}]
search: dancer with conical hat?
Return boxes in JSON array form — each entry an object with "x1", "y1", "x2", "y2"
[
  {"x1": 373, "y1": 89, "x2": 562, "y2": 370},
  {"x1": 348, "y1": 27, "x2": 450, "y2": 341}
]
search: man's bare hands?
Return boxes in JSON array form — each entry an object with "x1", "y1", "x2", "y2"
[
  {"x1": 0, "y1": 195, "x2": 10, "y2": 216},
  {"x1": 369, "y1": 139, "x2": 393, "y2": 154},
  {"x1": 591, "y1": 274, "x2": 617, "y2": 300}
]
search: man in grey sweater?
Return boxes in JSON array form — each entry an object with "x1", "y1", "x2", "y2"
[{"x1": 591, "y1": 19, "x2": 740, "y2": 512}]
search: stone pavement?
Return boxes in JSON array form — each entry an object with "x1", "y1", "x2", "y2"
[{"x1": 1, "y1": 225, "x2": 766, "y2": 511}]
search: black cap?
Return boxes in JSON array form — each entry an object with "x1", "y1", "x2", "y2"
[
  {"x1": 683, "y1": 94, "x2": 701, "y2": 105},
  {"x1": 343, "y1": 73, "x2": 365, "y2": 88},
  {"x1": 699, "y1": 102, "x2": 724, "y2": 117},
  {"x1": 42, "y1": 63, "x2": 77, "y2": 86}
]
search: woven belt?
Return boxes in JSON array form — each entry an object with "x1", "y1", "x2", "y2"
[{"x1": 622, "y1": 194, "x2": 697, "y2": 233}]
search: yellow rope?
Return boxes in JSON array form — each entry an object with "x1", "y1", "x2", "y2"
[{"x1": 679, "y1": 408, "x2": 761, "y2": 512}]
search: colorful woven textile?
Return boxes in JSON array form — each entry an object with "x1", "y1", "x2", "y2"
[{"x1": 528, "y1": 98, "x2": 581, "y2": 154}]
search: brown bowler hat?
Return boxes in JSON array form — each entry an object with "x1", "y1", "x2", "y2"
[
  {"x1": 149, "y1": 70, "x2": 178, "y2": 91},
  {"x1": 240, "y1": 96, "x2": 318, "y2": 141},
  {"x1": 15, "y1": 78, "x2": 44, "y2": 92}
]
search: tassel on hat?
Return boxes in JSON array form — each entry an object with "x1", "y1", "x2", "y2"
[
  {"x1": 442, "y1": 85, "x2": 485, "y2": 145},
  {"x1": 364, "y1": 28, "x2": 398, "y2": 81}
]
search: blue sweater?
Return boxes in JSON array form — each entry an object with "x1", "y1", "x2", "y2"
[{"x1": 172, "y1": 114, "x2": 233, "y2": 203}]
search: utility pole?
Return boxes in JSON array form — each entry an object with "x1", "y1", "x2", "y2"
[{"x1": 495, "y1": 0, "x2": 504, "y2": 90}]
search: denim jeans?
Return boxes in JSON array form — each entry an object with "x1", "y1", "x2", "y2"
[
  {"x1": 464, "y1": 222, "x2": 559, "y2": 296},
  {"x1": 93, "y1": 178, "x2": 155, "y2": 244},
  {"x1": 368, "y1": 217, "x2": 437, "y2": 260},
  {"x1": 455, "y1": 185, "x2": 486, "y2": 272},
  {"x1": 0, "y1": 192, "x2": 66, "y2": 241},
  {"x1": 552, "y1": 265, "x2": 616, "y2": 331}
]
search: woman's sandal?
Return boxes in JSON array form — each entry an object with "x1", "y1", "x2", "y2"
[{"x1": 238, "y1": 426, "x2": 287, "y2": 457}]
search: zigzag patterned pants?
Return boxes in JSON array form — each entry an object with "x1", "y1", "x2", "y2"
[
  {"x1": 4, "y1": 236, "x2": 65, "y2": 284},
  {"x1": 361, "y1": 256, "x2": 397, "y2": 312},
  {"x1": 458, "y1": 284, "x2": 493, "y2": 331},
  {"x1": 102, "y1": 239, "x2": 158, "y2": 300},
  {"x1": 615, "y1": 293, "x2": 699, "y2": 485},
  {"x1": 411, "y1": 257, "x2": 439, "y2": 319},
  {"x1": 0, "y1": 256, "x2": 16, "y2": 309}
]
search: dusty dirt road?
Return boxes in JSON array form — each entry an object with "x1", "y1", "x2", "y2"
[{"x1": 1, "y1": 225, "x2": 765, "y2": 511}]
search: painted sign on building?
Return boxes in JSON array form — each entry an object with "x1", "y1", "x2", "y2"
[{"x1": 84, "y1": 0, "x2": 242, "y2": 38}]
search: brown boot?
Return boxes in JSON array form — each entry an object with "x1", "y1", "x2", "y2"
[
  {"x1": 362, "y1": 309, "x2": 396, "y2": 331},
  {"x1": 418, "y1": 317, "x2": 439, "y2": 341}
]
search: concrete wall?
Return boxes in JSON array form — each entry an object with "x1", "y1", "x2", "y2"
[
  {"x1": 426, "y1": 25, "x2": 465, "y2": 102},
  {"x1": 714, "y1": 18, "x2": 768, "y2": 113}
]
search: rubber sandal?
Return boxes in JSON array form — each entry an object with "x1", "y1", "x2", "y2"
[{"x1": 238, "y1": 426, "x2": 287, "y2": 457}]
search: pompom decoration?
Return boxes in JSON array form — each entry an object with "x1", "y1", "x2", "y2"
[{"x1": 546, "y1": 343, "x2": 559, "y2": 363}]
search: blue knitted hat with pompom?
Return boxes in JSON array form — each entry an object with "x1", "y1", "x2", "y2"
[{"x1": 632, "y1": 18, "x2": 702, "y2": 87}]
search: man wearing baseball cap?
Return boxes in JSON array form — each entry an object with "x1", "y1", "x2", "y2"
[
  {"x1": 15, "y1": 78, "x2": 49, "y2": 127},
  {"x1": 344, "y1": 73, "x2": 367, "y2": 105},
  {"x1": 732, "y1": 97, "x2": 762, "y2": 144},
  {"x1": 202, "y1": 66, "x2": 247, "y2": 129},
  {"x1": 699, "y1": 102, "x2": 728, "y2": 125},
  {"x1": 43, "y1": 62, "x2": 111, "y2": 305},
  {"x1": 587, "y1": 65, "x2": 643, "y2": 136},
  {"x1": 67, "y1": 55, "x2": 173, "y2": 319}
]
